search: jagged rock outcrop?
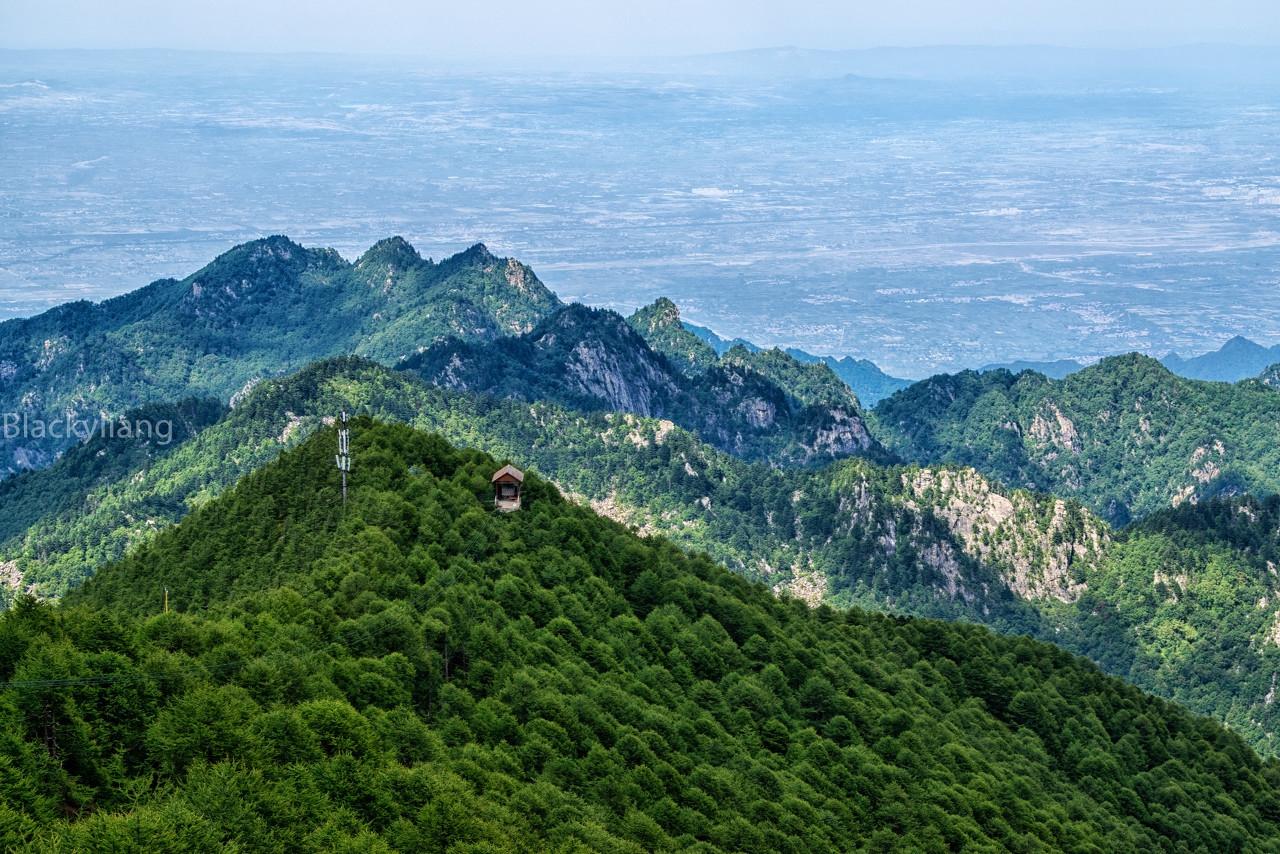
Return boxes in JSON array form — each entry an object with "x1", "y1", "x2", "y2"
[
  {"x1": 404, "y1": 303, "x2": 882, "y2": 465},
  {"x1": 902, "y1": 467, "x2": 1108, "y2": 602}
]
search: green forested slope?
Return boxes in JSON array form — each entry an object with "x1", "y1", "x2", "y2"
[
  {"x1": 871, "y1": 354, "x2": 1280, "y2": 523},
  {"x1": 673, "y1": 305, "x2": 911, "y2": 406},
  {"x1": 626, "y1": 298, "x2": 721, "y2": 376},
  {"x1": 0, "y1": 398, "x2": 224, "y2": 546},
  {"x1": 0, "y1": 360, "x2": 1031, "y2": 628},
  {"x1": 2, "y1": 422, "x2": 1276, "y2": 851},
  {"x1": 627, "y1": 298, "x2": 876, "y2": 411},
  {"x1": 1050, "y1": 495, "x2": 1280, "y2": 755},
  {"x1": 9, "y1": 359, "x2": 1280, "y2": 758}
]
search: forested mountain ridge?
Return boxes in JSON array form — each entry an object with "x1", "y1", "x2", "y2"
[
  {"x1": 0, "y1": 359, "x2": 1034, "y2": 628},
  {"x1": 0, "y1": 236, "x2": 560, "y2": 474},
  {"x1": 871, "y1": 353, "x2": 1280, "y2": 524},
  {"x1": 14, "y1": 357, "x2": 1280, "y2": 756},
  {"x1": 629, "y1": 298, "x2": 865, "y2": 412},
  {"x1": 626, "y1": 298, "x2": 721, "y2": 377},
  {"x1": 402, "y1": 303, "x2": 878, "y2": 465},
  {"x1": 7, "y1": 241, "x2": 1280, "y2": 766},
  {"x1": 5, "y1": 420, "x2": 1277, "y2": 849}
]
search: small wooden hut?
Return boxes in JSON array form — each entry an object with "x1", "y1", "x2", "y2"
[{"x1": 492, "y1": 464, "x2": 524, "y2": 512}]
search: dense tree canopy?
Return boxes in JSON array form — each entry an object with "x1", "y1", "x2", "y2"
[
  {"x1": 9, "y1": 359, "x2": 1280, "y2": 760},
  {"x1": 2, "y1": 422, "x2": 1278, "y2": 850}
]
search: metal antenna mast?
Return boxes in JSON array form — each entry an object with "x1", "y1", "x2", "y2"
[{"x1": 336, "y1": 411, "x2": 351, "y2": 504}]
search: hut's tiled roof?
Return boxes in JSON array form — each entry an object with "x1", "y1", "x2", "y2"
[{"x1": 491, "y1": 464, "x2": 525, "y2": 483}]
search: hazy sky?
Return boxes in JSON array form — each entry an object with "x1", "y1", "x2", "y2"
[{"x1": 2, "y1": 0, "x2": 1277, "y2": 58}]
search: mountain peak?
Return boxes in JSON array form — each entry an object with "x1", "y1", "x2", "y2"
[
  {"x1": 537, "y1": 303, "x2": 640, "y2": 345},
  {"x1": 1221, "y1": 334, "x2": 1265, "y2": 354},
  {"x1": 458, "y1": 242, "x2": 497, "y2": 264},
  {"x1": 1161, "y1": 335, "x2": 1280, "y2": 381},
  {"x1": 226, "y1": 234, "x2": 307, "y2": 260},
  {"x1": 631, "y1": 297, "x2": 681, "y2": 331},
  {"x1": 184, "y1": 234, "x2": 338, "y2": 307},
  {"x1": 355, "y1": 235, "x2": 423, "y2": 270},
  {"x1": 627, "y1": 299, "x2": 720, "y2": 377},
  {"x1": 1091, "y1": 351, "x2": 1170, "y2": 373}
]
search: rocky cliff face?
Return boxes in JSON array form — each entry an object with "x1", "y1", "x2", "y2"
[
  {"x1": 405, "y1": 304, "x2": 882, "y2": 466},
  {"x1": 807, "y1": 407, "x2": 876, "y2": 457},
  {"x1": 902, "y1": 467, "x2": 1108, "y2": 602}
]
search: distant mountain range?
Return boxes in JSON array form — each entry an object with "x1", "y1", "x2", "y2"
[
  {"x1": 978, "y1": 336, "x2": 1280, "y2": 384},
  {"x1": 1161, "y1": 335, "x2": 1280, "y2": 382},
  {"x1": 683, "y1": 316, "x2": 912, "y2": 406},
  {"x1": 686, "y1": 319, "x2": 1280, "y2": 402}
]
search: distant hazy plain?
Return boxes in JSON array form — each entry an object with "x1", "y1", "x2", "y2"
[{"x1": 2, "y1": 50, "x2": 1278, "y2": 376}]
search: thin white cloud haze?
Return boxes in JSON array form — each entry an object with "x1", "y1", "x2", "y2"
[{"x1": 1, "y1": 0, "x2": 1278, "y2": 57}]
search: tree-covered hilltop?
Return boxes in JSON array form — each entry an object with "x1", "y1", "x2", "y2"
[
  {"x1": 783, "y1": 350, "x2": 913, "y2": 408},
  {"x1": 11, "y1": 357, "x2": 1280, "y2": 758},
  {"x1": 0, "y1": 359, "x2": 1031, "y2": 628},
  {"x1": 11, "y1": 358, "x2": 1280, "y2": 756},
  {"x1": 870, "y1": 353, "x2": 1280, "y2": 524},
  {"x1": 626, "y1": 299, "x2": 868, "y2": 411},
  {"x1": 0, "y1": 236, "x2": 560, "y2": 474},
  {"x1": 1, "y1": 421, "x2": 1275, "y2": 850},
  {"x1": 642, "y1": 300, "x2": 911, "y2": 406},
  {"x1": 403, "y1": 304, "x2": 879, "y2": 465},
  {"x1": 671, "y1": 304, "x2": 911, "y2": 407},
  {"x1": 626, "y1": 298, "x2": 721, "y2": 377}
]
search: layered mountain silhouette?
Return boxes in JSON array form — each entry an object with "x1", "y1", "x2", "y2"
[
  {"x1": 681, "y1": 310, "x2": 911, "y2": 406},
  {"x1": 1162, "y1": 335, "x2": 1280, "y2": 382},
  {"x1": 0, "y1": 236, "x2": 558, "y2": 472},
  {"x1": 8, "y1": 236, "x2": 1280, "y2": 768}
]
